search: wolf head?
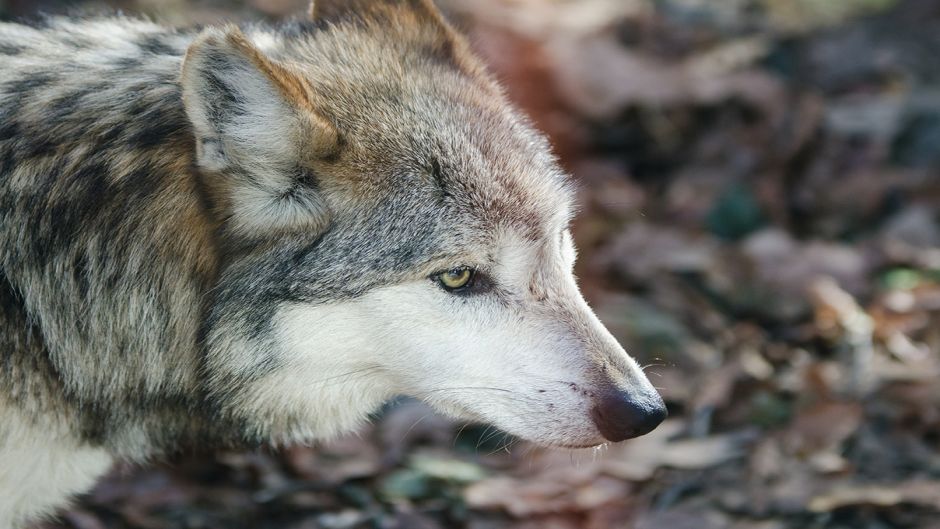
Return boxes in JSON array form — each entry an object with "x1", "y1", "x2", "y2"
[{"x1": 181, "y1": 0, "x2": 666, "y2": 448}]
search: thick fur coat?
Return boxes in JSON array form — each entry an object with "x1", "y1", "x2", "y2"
[{"x1": 0, "y1": 1, "x2": 665, "y2": 526}]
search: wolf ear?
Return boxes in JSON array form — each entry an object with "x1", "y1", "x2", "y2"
[
  {"x1": 181, "y1": 27, "x2": 338, "y2": 239},
  {"x1": 309, "y1": 0, "x2": 447, "y2": 29},
  {"x1": 309, "y1": 0, "x2": 476, "y2": 73}
]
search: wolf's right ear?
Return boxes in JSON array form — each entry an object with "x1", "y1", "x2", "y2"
[
  {"x1": 309, "y1": 0, "x2": 441, "y2": 23},
  {"x1": 308, "y1": 0, "x2": 487, "y2": 81},
  {"x1": 181, "y1": 27, "x2": 338, "y2": 239}
]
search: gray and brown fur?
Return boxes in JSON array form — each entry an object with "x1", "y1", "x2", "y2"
[{"x1": 0, "y1": 1, "x2": 664, "y2": 526}]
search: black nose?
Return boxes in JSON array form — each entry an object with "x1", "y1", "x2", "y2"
[{"x1": 590, "y1": 390, "x2": 667, "y2": 442}]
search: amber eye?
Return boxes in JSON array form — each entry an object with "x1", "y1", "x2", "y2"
[{"x1": 437, "y1": 267, "x2": 474, "y2": 291}]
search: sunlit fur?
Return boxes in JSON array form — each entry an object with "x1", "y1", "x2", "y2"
[{"x1": 0, "y1": 1, "x2": 661, "y2": 525}]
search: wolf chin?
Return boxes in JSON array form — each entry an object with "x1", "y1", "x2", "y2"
[{"x1": 0, "y1": 0, "x2": 667, "y2": 526}]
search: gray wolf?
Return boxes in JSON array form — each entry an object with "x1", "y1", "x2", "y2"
[{"x1": 0, "y1": 0, "x2": 666, "y2": 525}]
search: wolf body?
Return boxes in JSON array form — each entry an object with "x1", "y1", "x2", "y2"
[{"x1": 0, "y1": 1, "x2": 666, "y2": 526}]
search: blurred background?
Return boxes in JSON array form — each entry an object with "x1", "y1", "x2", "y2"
[{"x1": 3, "y1": 0, "x2": 939, "y2": 527}]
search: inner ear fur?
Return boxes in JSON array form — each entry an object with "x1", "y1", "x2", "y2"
[
  {"x1": 223, "y1": 31, "x2": 340, "y2": 160},
  {"x1": 181, "y1": 26, "x2": 338, "y2": 240}
]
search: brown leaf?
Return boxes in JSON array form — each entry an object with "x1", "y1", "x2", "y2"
[
  {"x1": 784, "y1": 401, "x2": 864, "y2": 454},
  {"x1": 808, "y1": 481, "x2": 940, "y2": 512},
  {"x1": 634, "y1": 507, "x2": 730, "y2": 529}
]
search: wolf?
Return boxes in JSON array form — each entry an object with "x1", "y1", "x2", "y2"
[{"x1": 0, "y1": 0, "x2": 667, "y2": 526}]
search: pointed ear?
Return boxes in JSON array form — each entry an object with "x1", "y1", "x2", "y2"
[
  {"x1": 310, "y1": 0, "x2": 449, "y2": 30},
  {"x1": 181, "y1": 27, "x2": 338, "y2": 239},
  {"x1": 309, "y1": 0, "x2": 482, "y2": 76}
]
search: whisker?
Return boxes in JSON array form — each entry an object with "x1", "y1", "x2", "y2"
[
  {"x1": 306, "y1": 366, "x2": 384, "y2": 388},
  {"x1": 419, "y1": 386, "x2": 513, "y2": 395},
  {"x1": 641, "y1": 362, "x2": 667, "y2": 371},
  {"x1": 480, "y1": 426, "x2": 504, "y2": 446},
  {"x1": 476, "y1": 425, "x2": 494, "y2": 451},
  {"x1": 398, "y1": 414, "x2": 429, "y2": 445},
  {"x1": 453, "y1": 423, "x2": 470, "y2": 448},
  {"x1": 485, "y1": 433, "x2": 517, "y2": 457}
]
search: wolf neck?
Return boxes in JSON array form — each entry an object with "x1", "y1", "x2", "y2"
[{"x1": 0, "y1": 23, "x2": 248, "y2": 456}]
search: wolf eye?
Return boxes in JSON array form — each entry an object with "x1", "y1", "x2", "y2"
[{"x1": 436, "y1": 267, "x2": 475, "y2": 292}]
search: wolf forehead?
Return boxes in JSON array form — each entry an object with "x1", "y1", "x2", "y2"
[
  {"x1": 255, "y1": 16, "x2": 576, "y2": 241},
  {"x1": 189, "y1": 8, "x2": 578, "y2": 318}
]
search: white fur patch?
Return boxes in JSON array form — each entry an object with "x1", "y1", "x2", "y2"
[
  {"x1": 0, "y1": 403, "x2": 112, "y2": 528},
  {"x1": 251, "y1": 228, "x2": 656, "y2": 448},
  {"x1": 231, "y1": 299, "x2": 398, "y2": 444}
]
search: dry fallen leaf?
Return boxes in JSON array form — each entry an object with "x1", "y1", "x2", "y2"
[
  {"x1": 808, "y1": 481, "x2": 940, "y2": 512},
  {"x1": 783, "y1": 401, "x2": 864, "y2": 454},
  {"x1": 465, "y1": 476, "x2": 622, "y2": 517}
]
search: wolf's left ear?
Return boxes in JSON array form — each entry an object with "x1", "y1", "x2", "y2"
[{"x1": 181, "y1": 27, "x2": 338, "y2": 239}]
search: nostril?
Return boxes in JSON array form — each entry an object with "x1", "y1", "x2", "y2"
[{"x1": 590, "y1": 390, "x2": 667, "y2": 442}]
